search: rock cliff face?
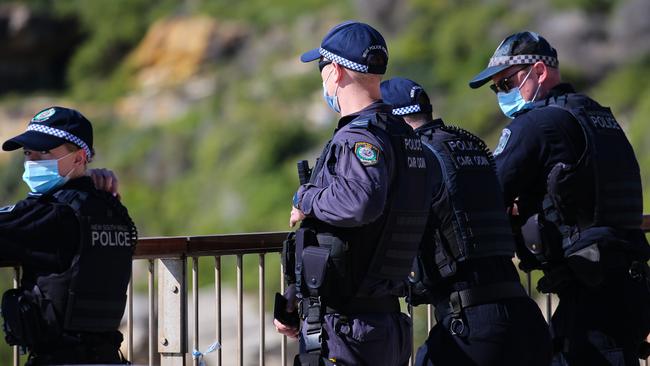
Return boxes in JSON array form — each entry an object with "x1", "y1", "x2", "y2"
[
  {"x1": 0, "y1": 3, "x2": 82, "y2": 94},
  {"x1": 116, "y1": 16, "x2": 250, "y2": 125},
  {"x1": 128, "y1": 16, "x2": 249, "y2": 90}
]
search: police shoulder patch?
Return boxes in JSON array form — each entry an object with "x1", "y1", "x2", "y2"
[
  {"x1": 0, "y1": 204, "x2": 15, "y2": 213},
  {"x1": 494, "y1": 128, "x2": 511, "y2": 156},
  {"x1": 354, "y1": 142, "x2": 380, "y2": 166}
]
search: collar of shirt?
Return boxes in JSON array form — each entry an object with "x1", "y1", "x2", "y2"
[
  {"x1": 335, "y1": 99, "x2": 392, "y2": 130},
  {"x1": 64, "y1": 176, "x2": 95, "y2": 190},
  {"x1": 545, "y1": 83, "x2": 576, "y2": 99}
]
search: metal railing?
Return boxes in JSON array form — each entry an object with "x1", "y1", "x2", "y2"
[{"x1": 2, "y1": 217, "x2": 650, "y2": 366}]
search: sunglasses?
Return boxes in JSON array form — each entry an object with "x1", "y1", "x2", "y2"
[
  {"x1": 490, "y1": 65, "x2": 530, "y2": 93},
  {"x1": 318, "y1": 58, "x2": 332, "y2": 72}
]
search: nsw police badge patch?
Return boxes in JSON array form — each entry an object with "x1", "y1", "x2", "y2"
[
  {"x1": 494, "y1": 128, "x2": 511, "y2": 156},
  {"x1": 31, "y1": 108, "x2": 56, "y2": 123},
  {"x1": 354, "y1": 142, "x2": 379, "y2": 166}
]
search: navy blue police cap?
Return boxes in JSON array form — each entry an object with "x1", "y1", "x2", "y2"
[
  {"x1": 380, "y1": 77, "x2": 433, "y2": 116},
  {"x1": 3, "y1": 106, "x2": 94, "y2": 160},
  {"x1": 469, "y1": 31, "x2": 558, "y2": 89},
  {"x1": 300, "y1": 21, "x2": 389, "y2": 75}
]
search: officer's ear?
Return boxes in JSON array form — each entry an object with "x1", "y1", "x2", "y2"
[
  {"x1": 331, "y1": 62, "x2": 345, "y2": 83},
  {"x1": 532, "y1": 62, "x2": 547, "y2": 84},
  {"x1": 73, "y1": 148, "x2": 88, "y2": 166}
]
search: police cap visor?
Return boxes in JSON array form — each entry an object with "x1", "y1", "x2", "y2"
[{"x1": 2, "y1": 131, "x2": 67, "y2": 152}]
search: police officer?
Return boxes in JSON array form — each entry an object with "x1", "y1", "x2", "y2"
[
  {"x1": 273, "y1": 22, "x2": 437, "y2": 365},
  {"x1": 381, "y1": 77, "x2": 552, "y2": 366},
  {"x1": 469, "y1": 31, "x2": 650, "y2": 365},
  {"x1": 0, "y1": 106, "x2": 137, "y2": 365}
]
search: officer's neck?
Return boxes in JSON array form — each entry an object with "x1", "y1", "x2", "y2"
[{"x1": 338, "y1": 83, "x2": 381, "y2": 117}]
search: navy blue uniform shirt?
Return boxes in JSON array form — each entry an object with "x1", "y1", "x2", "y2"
[
  {"x1": 295, "y1": 100, "x2": 397, "y2": 227},
  {"x1": 0, "y1": 177, "x2": 96, "y2": 287},
  {"x1": 494, "y1": 83, "x2": 585, "y2": 219}
]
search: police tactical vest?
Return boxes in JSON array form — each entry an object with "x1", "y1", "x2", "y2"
[
  {"x1": 300, "y1": 113, "x2": 435, "y2": 302},
  {"x1": 361, "y1": 114, "x2": 435, "y2": 292},
  {"x1": 540, "y1": 94, "x2": 643, "y2": 232},
  {"x1": 418, "y1": 124, "x2": 514, "y2": 278},
  {"x1": 41, "y1": 188, "x2": 137, "y2": 333}
]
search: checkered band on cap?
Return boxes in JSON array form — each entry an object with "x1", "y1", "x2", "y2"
[
  {"x1": 319, "y1": 48, "x2": 369, "y2": 73},
  {"x1": 26, "y1": 124, "x2": 93, "y2": 160},
  {"x1": 392, "y1": 104, "x2": 422, "y2": 116},
  {"x1": 488, "y1": 54, "x2": 558, "y2": 68}
]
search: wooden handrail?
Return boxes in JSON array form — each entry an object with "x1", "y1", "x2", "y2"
[
  {"x1": 1, "y1": 215, "x2": 649, "y2": 266},
  {"x1": 133, "y1": 231, "x2": 289, "y2": 259}
]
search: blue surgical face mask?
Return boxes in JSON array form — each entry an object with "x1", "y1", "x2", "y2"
[
  {"x1": 322, "y1": 69, "x2": 341, "y2": 113},
  {"x1": 497, "y1": 67, "x2": 540, "y2": 119},
  {"x1": 22, "y1": 152, "x2": 75, "y2": 194}
]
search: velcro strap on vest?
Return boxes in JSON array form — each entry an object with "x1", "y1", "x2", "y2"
[
  {"x1": 434, "y1": 282, "x2": 527, "y2": 321},
  {"x1": 325, "y1": 296, "x2": 400, "y2": 314}
]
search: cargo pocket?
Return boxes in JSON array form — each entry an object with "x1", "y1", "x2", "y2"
[{"x1": 1, "y1": 289, "x2": 46, "y2": 347}]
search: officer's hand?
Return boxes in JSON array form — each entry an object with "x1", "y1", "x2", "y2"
[
  {"x1": 274, "y1": 318, "x2": 300, "y2": 339},
  {"x1": 274, "y1": 284, "x2": 300, "y2": 338},
  {"x1": 508, "y1": 198, "x2": 520, "y2": 216},
  {"x1": 87, "y1": 168, "x2": 121, "y2": 199},
  {"x1": 289, "y1": 206, "x2": 306, "y2": 228}
]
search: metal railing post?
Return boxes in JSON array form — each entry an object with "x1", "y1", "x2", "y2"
[
  {"x1": 192, "y1": 257, "x2": 199, "y2": 366},
  {"x1": 215, "y1": 256, "x2": 222, "y2": 366},
  {"x1": 237, "y1": 254, "x2": 244, "y2": 366},
  {"x1": 280, "y1": 257, "x2": 287, "y2": 366},
  {"x1": 148, "y1": 260, "x2": 156, "y2": 366},
  {"x1": 259, "y1": 254, "x2": 266, "y2": 366},
  {"x1": 12, "y1": 266, "x2": 20, "y2": 366},
  {"x1": 408, "y1": 303, "x2": 414, "y2": 366},
  {"x1": 127, "y1": 268, "x2": 134, "y2": 363},
  {"x1": 158, "y1": 258, "x2": 188, "y2": 366}
]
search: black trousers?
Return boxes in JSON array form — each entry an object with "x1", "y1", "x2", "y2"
[
  {"x1": 551, "y1": 272, "x2": 650, "y2": 365},
  {"x1": 415, "y1": 297, "x2": 552, "y2": 366}
]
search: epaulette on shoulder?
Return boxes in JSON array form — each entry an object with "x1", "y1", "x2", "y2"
[
  {"x1": 535, "y1": 93, "x2": 583, "y2": 110},
  {"x1": 349, "y1": 114, "x2": 387, "y2": 131},
  {"x1": 53, "y1": 189, "x2": 88, "y2": 211},
  {"x1": 349, "y1": 116, "x2": 372, "y2": 129}
]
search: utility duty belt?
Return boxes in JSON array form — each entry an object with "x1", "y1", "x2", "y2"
[
  {"x1": 321, "y1": 296, "x2": 400, "y2": 315},
  {"x1": 433, "y1": 281, "x2": 527, "y2": 322}
]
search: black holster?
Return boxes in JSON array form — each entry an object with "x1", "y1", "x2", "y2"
[
  {"x1": 537, "y1": 265, "x2": 575, "y2": 294},
  {"x1": 407, "y1": 255, "x2": 434, "y2": 306},
  {"x1": 298, "y1": 246, "x2": 329, "y2": 357},
  {"x1": 521, "y1": 214, "x2": 563, "y2": 264},
  {"x1": 282, "y1": 232, "x2": 297, "y2": 285},
  {"x1": 1, "y1": 287, "x2": 58, "y2": 348}
]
